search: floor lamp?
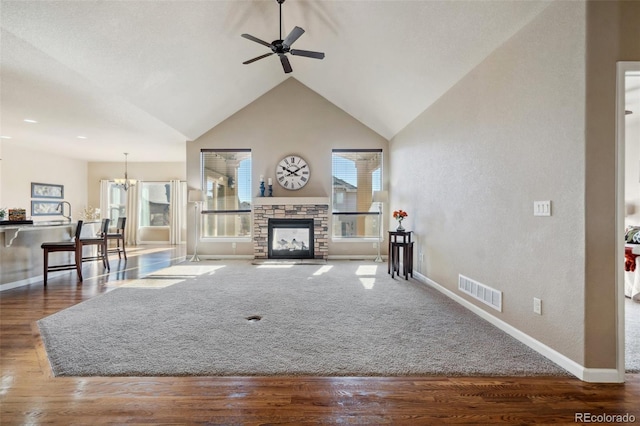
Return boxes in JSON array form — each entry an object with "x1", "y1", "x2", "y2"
[
  {"x1": 188, "y1": 189, "x2": 205, "y2": 262},
  {"x1": 372, "y1": 190, "x2": 388, "y2": 263}
]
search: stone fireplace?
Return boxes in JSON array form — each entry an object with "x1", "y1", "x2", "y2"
[{"x1": 253, "y1": 197, "x2": 329, "y2": 259}]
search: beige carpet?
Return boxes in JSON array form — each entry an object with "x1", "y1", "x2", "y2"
[{"x1": 38, "y1": 260, "x2": 569, "y2": 377}]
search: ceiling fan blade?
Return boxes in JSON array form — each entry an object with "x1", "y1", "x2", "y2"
[
  {"x1": 290, "y1": 49, "x2": 325, "y2": 60},
  {"x1": 242, "y1": 52, "x2": 274, "y2": 65},
  {"x1": 282, "y1": 26, "x2": 305, "y2": 48},
  {"x1": 241, "y1": 33, "x2": 272, "y2": 48},
  {"x1": 279, "y1": 54, "x2": 293, "y2": 74}
]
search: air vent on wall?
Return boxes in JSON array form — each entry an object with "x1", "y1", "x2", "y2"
[{"x1": 458, "y1": 274, "x2": 502, "y2": 312}]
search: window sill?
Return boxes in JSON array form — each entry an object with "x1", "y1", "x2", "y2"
[
  {"x1": 332, "y1": 237, "x2": 380, "y2": 243},
  {"x1": 200, "y1": 237, "x2": 253, "y2": 243}
]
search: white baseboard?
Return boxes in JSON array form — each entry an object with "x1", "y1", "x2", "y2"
[
  {"x1": 137, "y1": 241, "x2": 172, "y2": 245},
  {"x1": 0, "y1": 269, "x2": 72, "y2": 292},
  {"x1": 192, "y1": 255, "x2": 254, "y2": 260},
  {"x1": 413, "y1": 271, "x2": 622, "y2": 383},
  {"x1": 328, "y1": 255, "x2": 386, "y2": 261},
  {"x1": 195, "y1": 255, "x2": 385, "y2": 261},
  {"x1": 0, "y1": 276, "x2": 43, "y2": 292},
  {"x1": 580, "y1": 368, "x2": 623, "y2": 383}
]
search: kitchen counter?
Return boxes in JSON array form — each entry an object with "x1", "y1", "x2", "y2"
[
  {"x1": 1, "y1": 221, "x2": 74, "y2": 247},
  {"x1": 0, "y1": 221, "x2": 102, "y2": 290}
]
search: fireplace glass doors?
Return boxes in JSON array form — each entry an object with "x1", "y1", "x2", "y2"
[{"x1": 268, "y1": 218, "x2": 314, "y2": 259}]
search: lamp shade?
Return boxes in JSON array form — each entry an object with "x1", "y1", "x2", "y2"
[
  {"x1": 372, "y1": 190, "x2": 388, "y2": 203},
  {"x1": 188, "y1": 189, "x2": 205, "y2": 203}
]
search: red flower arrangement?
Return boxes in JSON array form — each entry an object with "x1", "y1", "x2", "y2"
[
  {"x1": 393, "y1": 210, "x2": 408, "y2": 231},
  {"x1": 393, "y1": 210, "x2": 408, "y2": 220}
]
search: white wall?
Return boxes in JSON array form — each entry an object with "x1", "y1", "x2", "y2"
[
  {"x1": 1, "y1": 141, "x2": 88, "y2": 222},
  {"x1": 390, "y1": 1, "x2": 586, "y2": 363}
]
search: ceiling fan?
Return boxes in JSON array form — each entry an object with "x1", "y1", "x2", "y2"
[{"x1": 241, "y1": 0, "x2": 325, "y2": 74}]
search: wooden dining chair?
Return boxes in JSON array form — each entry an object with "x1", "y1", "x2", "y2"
[
  {"x1": 41, "y1": 220, "x2": 84, "y2": 286},
  {"x1": 81, "y1": 218, "x2": 111, "y2": 271},
  {"x1": 106, "y1": 217, "x2": 127, "y2": 260}
]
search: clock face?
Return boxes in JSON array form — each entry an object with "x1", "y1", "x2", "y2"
[{"x1": 276, "y1": 155, "x2": 310, "y2": 190}]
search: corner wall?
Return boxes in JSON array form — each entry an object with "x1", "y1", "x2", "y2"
[
  {"x1": 584, "y1": 0, "x2": 640, "y2": 368},
  {"x1": 390, "y1": 1, "x2": 587, "y2": 364}
]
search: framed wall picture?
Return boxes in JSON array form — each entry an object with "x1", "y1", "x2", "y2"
[
  {"x1": 31, "y1": 182, "x2": 64, "y2": 199},
  {"x1": 32, "y1": 200, "x2": 62, "y2": 216}
]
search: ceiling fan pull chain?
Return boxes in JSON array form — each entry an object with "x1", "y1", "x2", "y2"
[{"x1": 279, "y1": 0, "x2": 282, "y2": 40}]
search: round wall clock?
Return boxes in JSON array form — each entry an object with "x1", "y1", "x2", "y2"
[{"x1": 276, "y1": 155, "x2": 310, "y2": 190}]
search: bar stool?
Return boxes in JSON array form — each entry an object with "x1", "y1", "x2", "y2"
[
  {"x1": 41, "y1": 220, "x2": 84, "y2": 286},
  {"x1": 388, "y1": 230, "x2": 413, "y2": 280},
  {"x1": 80, "y1": 218, "x2": 111, "y2": 271}
]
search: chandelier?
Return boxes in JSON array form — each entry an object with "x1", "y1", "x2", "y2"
[{"x1": 114, "y1": 152, "x2": 137, "y2": 191}]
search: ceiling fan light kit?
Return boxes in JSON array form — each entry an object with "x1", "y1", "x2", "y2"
[{"x1": 241, "y1": 0, "x2": 325, "y2": 74}]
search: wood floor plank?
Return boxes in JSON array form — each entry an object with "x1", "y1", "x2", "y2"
[{"x1": 2, "y1": 246, "x2": 639, "y2": 424}]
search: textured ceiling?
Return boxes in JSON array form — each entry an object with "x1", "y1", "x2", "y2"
[{"x1": 0, "y1": 0, "x2": 553, "y2": 162}]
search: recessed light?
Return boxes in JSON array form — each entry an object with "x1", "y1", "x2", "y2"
[
  {"x1": 23, "y1": 119, "x2": 38, "y2": 123},
  {"x1": 77, "y1": 136, "x2": 87, "y2": 139},
  {"x1": 0, "y1": 136, "x2": 12, "y2": 139}
]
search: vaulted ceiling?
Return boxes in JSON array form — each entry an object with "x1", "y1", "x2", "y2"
[{"x1": 0, "y1": 0, "x2": 553, "y2": 162}]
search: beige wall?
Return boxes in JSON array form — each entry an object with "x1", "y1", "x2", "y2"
[
  {"x1": 187, "y1": 77, "x2": 389, "y2": 257},
  {"x1": 391, "y1": 0, "x2": 640, "y2": 371},
  {"x1": 1, "y1": 141, "x2": 88, "y2": 222},
  {"x1": 584, "y1": 0, "x2": 640, "y2": 368},
  {"x1": 390, "y1": 1, "x2": 587, "y2": 364}
]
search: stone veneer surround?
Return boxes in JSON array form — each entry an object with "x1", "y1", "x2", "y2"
[{"x1": 253, "y1": 198, "x2": 329, "y2": 259}]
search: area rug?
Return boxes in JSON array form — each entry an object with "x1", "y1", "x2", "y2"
[{"x1": 38, "y1": 261, "x2": 570, "y2": 377}]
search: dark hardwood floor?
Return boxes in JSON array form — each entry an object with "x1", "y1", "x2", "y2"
[{"x1": 1, "y1": 245, "x2": 639, "y2": 425}]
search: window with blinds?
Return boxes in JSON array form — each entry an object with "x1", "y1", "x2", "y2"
[
  {"x1": 331, "y1": 149, "x2": 382, "y2": 238},
  {"x1": 200, "y1": 149, "x2": 252, "y2": 237}
]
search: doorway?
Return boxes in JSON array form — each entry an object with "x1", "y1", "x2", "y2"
[{"x1": 616, "y1": 61, "x2": 640, "y2": 381}]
